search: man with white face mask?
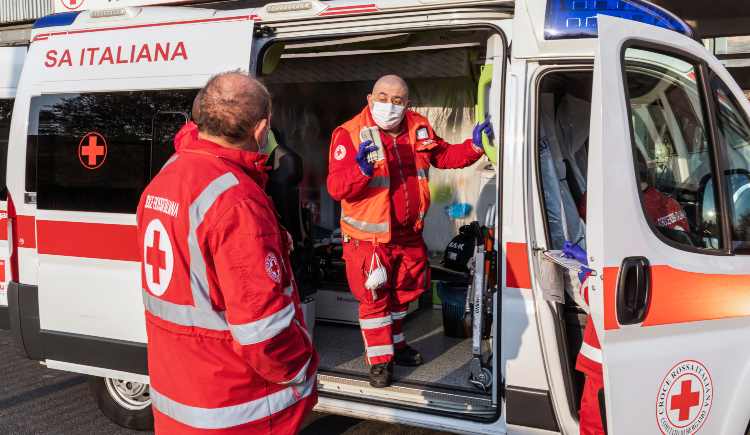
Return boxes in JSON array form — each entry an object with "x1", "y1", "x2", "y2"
[{"x1": 327, "y1": 74, "x2": 492, "y2": 387}]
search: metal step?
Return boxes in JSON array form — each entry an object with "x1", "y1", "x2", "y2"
[{"x1": 318, "y1": 374, "x2": 496, "y2": 417}]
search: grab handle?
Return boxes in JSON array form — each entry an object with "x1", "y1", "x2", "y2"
[
  {"x1": 475, "y1": 64, "x2": 497, "y2": 165},
  {"x1": 616, "y1": 257, "x2": 651, "y2": 325}
]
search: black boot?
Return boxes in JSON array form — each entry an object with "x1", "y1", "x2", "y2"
[
  {"x1": 369, "y1": 362, "x2": 393, "y2": 388},
  {"x1": 394, "y1": 345, "x2": 424, "y2": 366}
]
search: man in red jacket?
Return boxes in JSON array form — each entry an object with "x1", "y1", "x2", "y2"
[
  {"x1": 137, "y1": 72, "x2": 317, "y2": 434},
  {"x1": 327, "y1": 75, "x2": 491, "y2": 387}
]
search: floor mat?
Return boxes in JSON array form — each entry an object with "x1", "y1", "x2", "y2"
[{"x1": 314, "y1": 308, "x2": 480, "y2": 392}]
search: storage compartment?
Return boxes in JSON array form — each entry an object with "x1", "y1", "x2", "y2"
[{"x1": 260, "y1": 28, "x2": 500, "y2": 413}]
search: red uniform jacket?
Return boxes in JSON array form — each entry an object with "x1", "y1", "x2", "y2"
[
  {"x1": 327, "y1": 110, "x2": 483, "y2": 238},
  {"x1": 137, "y1": 122, "x2": 318, "y2": 434}
]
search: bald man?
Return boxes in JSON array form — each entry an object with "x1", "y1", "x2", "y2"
[
  {"x1": 327, "y1": 74, "x2": 492, "y2": 387},
  {"x1": 138, "y1": 72, "x2": 317, "y2": 434}
]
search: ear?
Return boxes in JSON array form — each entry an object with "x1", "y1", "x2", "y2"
[
  {"x1": 254, "y1": 118, "x2": 269, "y2": 143},
  {"x1": 367, "y1": 94, "x2": 373, "y2": 106}
]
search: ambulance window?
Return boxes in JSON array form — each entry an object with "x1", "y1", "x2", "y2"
[
  {"x1": 31, "y1": 90, "x2": 196, "y2": 213},
  {"x1": 709, "y1": 76, "x2": 750, "y2": 251},
  {"x1": 623, "y1": 48, "x2": 722, "y2": 250},
  {"x1": 0, "y1": 98, "x2": 13, "y2": 201},
  {"x1": 152, "y1": 111, "x2": 189, "y2": 177}
]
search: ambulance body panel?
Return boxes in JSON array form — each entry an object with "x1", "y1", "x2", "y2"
[
  {"x1": 2, "y1": 1, "x2": 750, "y2": 434},
  {"x1": 0, "y1": 46, "x2": 25, "y2": 313}
]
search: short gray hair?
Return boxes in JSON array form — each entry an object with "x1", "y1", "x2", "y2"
[{"x1": 194, "y1": 71, "x2": 271, "y2": 143}]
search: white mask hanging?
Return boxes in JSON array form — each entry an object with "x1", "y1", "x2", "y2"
[
  {"x1": 371, "y1": 102, "x2": 405, "y2": 131},
  {"x1": 365, "y1": 251, "x2": 388, "y2": 298}
]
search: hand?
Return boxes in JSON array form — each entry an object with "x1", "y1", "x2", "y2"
[
  {"x1": 472, "y1": 119, "x2": 493, "y2": 149},
  {"x1": 355, "y1": 140, "x2": 378, "y2": 177},
  {"x1": 562, "y1": 241, "x2": 588, "y2": 265}
]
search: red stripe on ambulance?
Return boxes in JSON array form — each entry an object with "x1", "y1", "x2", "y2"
[
  {"x1": 603, "y1": 265, "x2": 750, "y2": 330},
  {"x1": 505, "y1": 242, "x2": 531, "y2": 289},
  {"x1": 0, "y1": 212, "x2": 7, "y2": 241},
  {"x1": 320, "y1": 4, "x2": 379, "y2": 16},
  {"x1": 37, "y1": 220, "x2": 137, "y2": 261},
  {"x1": 32, "y1": 14, "x2": 254, "y2": 43},
  {"x1": 17, "y1": 215, "x2": 36, "y2": 249}
]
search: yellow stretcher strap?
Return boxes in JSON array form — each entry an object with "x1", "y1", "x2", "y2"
[{"x1": 475, "y1": 64, "x2": 497, "y2": 165}]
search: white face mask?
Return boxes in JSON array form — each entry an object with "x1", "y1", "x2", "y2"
[{"x1": 371, "y1": 101, "x2": 405, "y2": 131}]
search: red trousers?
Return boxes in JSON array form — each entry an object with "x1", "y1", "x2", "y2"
[
  {"x1": 580, "y1": 375, "x2": 605, "y2": 435},
  {"x1": 342, "y1": 237, "x2": 429, "y2": 365}
]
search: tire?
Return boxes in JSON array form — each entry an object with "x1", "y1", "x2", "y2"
[{"x1": 88, "y1": 376, "x2": 154, "y2": 431}]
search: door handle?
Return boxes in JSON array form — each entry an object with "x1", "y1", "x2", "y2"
[{"x1": 616, "y1": 257, "x2": 651, "y2": 325}]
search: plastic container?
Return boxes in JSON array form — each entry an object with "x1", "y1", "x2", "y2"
[
  {"x1": 437, "y1": 282, "x2": 471, "y2": 338},
  {"x1": 301, "y1": 297, "x2": 316, "y2": 338}
]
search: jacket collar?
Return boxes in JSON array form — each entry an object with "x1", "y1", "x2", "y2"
[{"x1": 174, "y1": 121, "x2": 269, "y2": 187}]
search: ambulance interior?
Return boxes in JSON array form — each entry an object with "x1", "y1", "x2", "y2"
[
  {"x1": 536, "y1": 70, "x2": 593, "y2": 414},
  {"x1": 258, "y1": 28, "x2": 499, "y2": 414}
]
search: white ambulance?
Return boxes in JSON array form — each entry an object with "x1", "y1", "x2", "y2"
[{"x1": 2, "y1": 0, "x2": 750, "y2": 434}]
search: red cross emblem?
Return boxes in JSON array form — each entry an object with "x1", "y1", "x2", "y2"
[
  {"x1": 78, "y1": 132, "x2": 107, "y2": 170},
  {"x1": 60, "y1": 0, "x2": 85, "y2": 10},
  {"x1": 265, "y1": 253, "x2": 282, "y2": 283},
  {"x1": 670, "y1": 380, "x2": 700, "y2": 422},
  {"x1": 146, "y1": 231, "x2": 167, "y2": 285},
  {"x1": 143, "y1": 219, "x2": 174, "y2": 297}
]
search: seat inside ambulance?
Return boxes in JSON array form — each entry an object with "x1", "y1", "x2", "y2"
[
  {"x1": 536, "y1": 70, "x2": 593, "y2": 411},
  {"x1": 258, "y1": 28, "x2": 498, "y2": 407}
]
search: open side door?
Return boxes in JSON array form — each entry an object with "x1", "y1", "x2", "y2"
[{"x1": 588, "y1": 15, "x2": 750, "y2": 435}]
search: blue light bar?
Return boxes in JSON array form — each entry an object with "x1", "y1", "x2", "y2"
[
  {"x1": 33, "y1": 11, "x2": 81, "y2": 30},
  {"x1": 544, "y1": 0, "x2": 693, "y2": 40}
]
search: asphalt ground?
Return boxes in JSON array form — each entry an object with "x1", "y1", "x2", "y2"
[{"x1": 0, "y1": 330, "x2": 450, "y2": 435}]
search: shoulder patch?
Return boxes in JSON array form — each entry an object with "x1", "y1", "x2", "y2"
[
  {"x1": 334, "y1": 144, "x2": 347, "y2": 161},
  {"x1": 416, "y1": 127, "x2": 429, "y2": 140}
]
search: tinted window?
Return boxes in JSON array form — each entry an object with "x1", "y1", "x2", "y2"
[
  {"x1": 624, "y1": 48, "x2": 721, "y2": 250},
  {"x1": 710, "y1": 76, "x2": 750, "y2": 251},
  {"x1": 0, "y1": 98, "x2": 13, "y2": 201},
  {"x1": 30, "y1": 90, "x2": 196, "y2": 213}
]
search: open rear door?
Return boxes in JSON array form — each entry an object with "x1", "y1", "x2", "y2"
[
  {"x1": 0, "y1": 46, "x2": 25, "y2": 325},
  {"x1": 18, "y1": 6, "x2": 254, "y2": 367},
  {"x1": 589, "y1": 15, "x2": 750, "y2": 435}
]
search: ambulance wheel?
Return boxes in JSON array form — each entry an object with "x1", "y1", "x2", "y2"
[{"x1": 88, "y1": 376, "x2": 154, "y2": 431}]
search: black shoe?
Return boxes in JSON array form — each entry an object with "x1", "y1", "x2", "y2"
[
  {"x1": 369, "y1": 362, "x2": 393, "y2": 388},
  {"x1": 394, "y1": 345, "x2": 424, "y2": 367}
]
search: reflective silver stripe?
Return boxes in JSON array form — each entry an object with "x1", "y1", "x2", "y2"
[
  {"x1": 580, "y1": 342, "x2": 602, "y2": 364},
  {"x1": 189, "y1": 172, "x2": 239, "y2": 310},
  {"x1": 229, "y1": 303, "x2": 296, "y2": 346},
  {"x1": 366, "y1": 344, "x2": 394, "y2": 358},
  {"x1": 341, "y1": 214, "x2": 388, "y2": 234},
  {"x1": 390, "y1": 311, "x2": 408, "y2": 320},
  {"x1": 359, "y1": 316, "x2": 392, "y2": 330},
  {"x1": 143, "y1": 289, "x2": 228, "y2": 330},
  {"x1": 393, "y1": 333, "x2": 405, "y2": 344},
  {"x1": 161, "y1": 154, "x2": 179, "y2": 171},
  {"x1": 280, "y1": 356, "x2": 311, "y2": 385},
  {"x1": 416, "y1": 168, "x2": 428, "y2": 179},
  {"x1": 367, "y1": 176, "x2": 390, "y2": 189},
  {"x1": 150, "y1": 375, "x2": 315, "y2": 430}
]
